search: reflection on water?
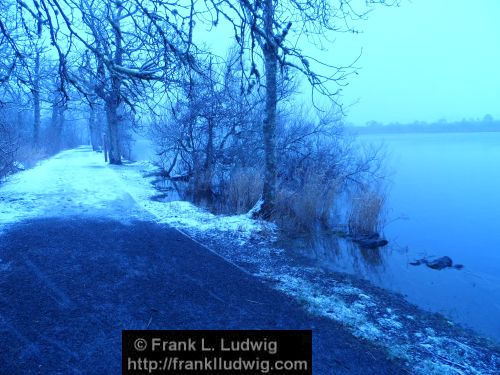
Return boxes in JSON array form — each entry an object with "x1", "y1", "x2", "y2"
[
  {"x1": 278, "y1": 232, "x2": 393, "y2": 283},
  {"x1": 278, "y1": 132, "x2": 500, "y2": 343},
  {"x1": 280, "y1": 230, "x2": 500, "y2": 343}
]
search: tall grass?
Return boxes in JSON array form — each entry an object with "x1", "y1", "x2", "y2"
[
  {"x1": 217, "y1": 168, "x2": 263, "y2": 214},
  {"x1": 275, "y1": 174, "x2": 339, "y2": 232},
  {"x1": 348, "y1": 188, "x2": 386, "y2": 237}
]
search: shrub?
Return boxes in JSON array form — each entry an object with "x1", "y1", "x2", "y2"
[{"x1": 148, "y1": 68, "x2": 386, "y2": 235}]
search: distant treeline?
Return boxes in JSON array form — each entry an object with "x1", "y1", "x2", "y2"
[{"x1": 348, "y1": 115, "x2": 500, "y2": 134}]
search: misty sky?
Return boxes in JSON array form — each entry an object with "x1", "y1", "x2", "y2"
[
  {"x1": 204, "y1": 0, "x2": 500, "y2": 126},
  {"x1": 329, "y1": 0, "x2": 500, "y2": 125}
]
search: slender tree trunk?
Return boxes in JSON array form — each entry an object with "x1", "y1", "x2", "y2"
[
  {"x1": 199, "y1": 116, "x2": 214, "y2": 204},
  {"x1": 88, "y1": 105, "x2": 101, "y2": 151},
  {"x1": 103, "y1": 133, "x2": 109, "y2": 163},
  {"x1": 200, "y1": 58, "x2": 215, "y2": 204},
  {"x1": 33, "y1": 50, "x2": 41, "y2": 149},
  {"x1": 259, "y1": 0, "x2": 278, "y2": 219},
  {"x1": 49, "y1": 90, "x2": 65, "y2": 154},
  {"x1": 55, "y1": 104, "x2": 65, "y2": 151},
  {"x1": 49, "y1": 96, "x2": 59, "y2": 153},
  {"x1": 33, "y1": 10, "x2": 42, "y2": 149}
]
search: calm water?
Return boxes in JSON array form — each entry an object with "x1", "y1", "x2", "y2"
[{"x1": 291, "y1": 132, "x2": 500, "y2": 342}]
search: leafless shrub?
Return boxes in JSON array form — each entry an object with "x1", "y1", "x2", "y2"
[
  {"x1": 348, "y1": 187, "x2": 386, "y2": 236},
  {"x1": 261, "y1": 105, "x2": 386, "y2": 233},
  {"x1": 149, "y1": 53, "x2": 265, "y2": 211},
  {"x1": 0, "y1": 104, "x2": 24, "y2": 181},
  {"x1": 0, "y1": 108, "x2": 48, "y2": 179}
]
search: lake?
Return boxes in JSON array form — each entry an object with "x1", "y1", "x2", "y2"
[{"x1": 290, "y1": 132, "x2": 500, "y2": 342}]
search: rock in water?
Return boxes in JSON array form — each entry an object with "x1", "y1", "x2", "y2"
[
  {"x1": 409, "y1": 256, "x2": 463, "y2": 270},
  {"x1": 426, "y1": 256, "x2": 453, "y2": 270},
  {"x1": 352, "y1": 234, "x2": 389, "y2": 249}
]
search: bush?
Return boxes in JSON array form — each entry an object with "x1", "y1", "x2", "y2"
[
  {"x1": 269, "y1": 108, "x2": 386, "y2": 233},
  {"x1": 150, "y1": 100, "x2": 386, "y2": 236},
  {"x1": 1, "y1": 103, "x2": 49, "y2": 180}
]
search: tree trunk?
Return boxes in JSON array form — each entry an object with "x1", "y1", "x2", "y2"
[
  {"x1": 259, "y1": 0, "x2": 278, "y2": 219},
  {"x1": 88, "y1": 105, "x2": 101, "y2": 151},
  {"x1": 103, "y1": 133, "x2": 109, "y2": 163},
  {"x1": 49, "y1": 99, "x2": 59, "y2": 153},
  {"x1": 33, "y1": 11, "x2": 42, "y2": 149},
  {"x1": 55, "y1": 104, "x2": 65, "y2": 151},
  {"x1": 105, "y1": 97, "x2": 121, "y2": 164},
  {"x1": 33, "y1": 50, "x2": 41, "y2": 149},
  {"x1": 49, "y1": 92, "x2": 65, "y2": 154},
  {"x1": 198, "y1": 116, "x2": 214, "y2": 205}
]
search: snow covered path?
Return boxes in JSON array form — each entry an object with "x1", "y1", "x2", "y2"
[{"x1": 0, "y1": 147, "x2": 151, "y2": 227}]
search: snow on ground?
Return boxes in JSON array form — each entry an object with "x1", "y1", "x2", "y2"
[
  {"x1": 0, "y1": 147, "x2": 152, "y2": 231},
  {"x1": 113, "y1": 160, "x2": 277, "y2": 245},
  {"x1": 1, "y1": 147, "x2": 498, "y2": 374}
]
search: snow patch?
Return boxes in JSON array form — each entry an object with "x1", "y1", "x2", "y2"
[{"x1": 112, "y1": 161, "x2": 277, "y2": 244}]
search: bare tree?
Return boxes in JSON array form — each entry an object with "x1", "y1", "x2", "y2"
[{"x1": 203, "y1": 0, "x2": 396, "y2": 219}]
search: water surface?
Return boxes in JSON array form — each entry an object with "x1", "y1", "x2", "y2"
[{"x1": 288, "y1": 132, "x2": 500, "y2": 342}]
